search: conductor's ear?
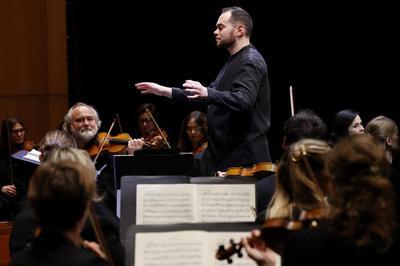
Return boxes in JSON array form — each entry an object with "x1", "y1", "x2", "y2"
[{"x1": 235, "y1": 24, "x2": 246, "y2": 37}]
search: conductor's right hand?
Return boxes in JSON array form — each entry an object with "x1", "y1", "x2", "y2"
[{"x1": 135, "y1": 82, "x2": 172, "y2": 99}]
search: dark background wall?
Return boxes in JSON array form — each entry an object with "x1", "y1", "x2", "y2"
[{"x1": 67, "y1": 0, "x2": 399, "y2": 161}]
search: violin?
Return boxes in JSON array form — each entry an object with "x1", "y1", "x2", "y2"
[
  {"x1": 87, "y1": 132, "x2": 132, "y2": 157},
  {"x1": 87, "y1": 132, "x2": 156, "y2": 157},
  {"x1": 193, "y1": 141, "x2": 208, "y2": 154},
  {"x1": 215, "y1": 208, "x2": 325, "y2": 263},
  {"x1": 143, "y1": 128, "x2": 169, "y2": 149},
  {"x1": 143, "y1": 108, "x2": 171, "y2": 149},
  {"x1": 225, "y1": 162, "x2": 277, "y2": 178},
  {"x1": 87, "y1": 132, "x2": 132, "y2": 156},
  {"x1": 23, "y1": 140, "x2": 39, "y2": 152}
]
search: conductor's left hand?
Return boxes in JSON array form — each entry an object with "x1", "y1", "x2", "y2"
[{"x1": 183, "y1": 80, "x2": 208, "y2": 98}]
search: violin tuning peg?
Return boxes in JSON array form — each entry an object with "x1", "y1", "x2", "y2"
[
  {"x1": 227, "y1": 258, "x2": 233, "y2": 264},
  {"x1": 237, "y1": 251, "x2": 243, "y2": 258}
]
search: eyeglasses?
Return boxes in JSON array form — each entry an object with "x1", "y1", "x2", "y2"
[
  {"x1": 186, "y1": 126, "x2": 202, "y2": 134},
  {"x1": 139, "y1": 118, "x2": 153, "y2": 124},
  {"x1": 11, "y1": 128, "x2": 25, "y2": 134}
]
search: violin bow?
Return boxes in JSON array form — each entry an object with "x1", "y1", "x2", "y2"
[
  {"x1": 5, "y1": 115, "x2": 14, "y2": 185},
  {"x1": 290, "y1": 85, "x2": 295, "y2": 116},
  {"x1": 115, "y1": 113, "x2": 123, "y2": 133},
  {"x1": 88, "y1": 204, "x2": 115, "y2": 266},
  {"x1": 93, "y1": 118, "x2": 116, "y2": 164},
  {"x1": 145, "y1": 108, "x2": 171, "y2": 148}
]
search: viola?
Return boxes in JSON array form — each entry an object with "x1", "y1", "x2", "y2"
[
  {"x1": 225, "y1": 162, "x2": 277, "y2": 177},
  {"x1": 215, "y1": 208, "x2": 325, "y2": 263}
]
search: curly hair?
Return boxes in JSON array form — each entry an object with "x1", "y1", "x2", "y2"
[{"x1": 325, "y1": 134, "x2": 397, "y2": 252}]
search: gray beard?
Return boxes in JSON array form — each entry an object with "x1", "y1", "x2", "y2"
[{"x1": 72, "y1": 128, "x2": 97, "y2": 144}]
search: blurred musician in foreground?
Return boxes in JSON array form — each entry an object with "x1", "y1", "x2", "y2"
[
  {"x1": 243, "y1": 135, "x2": 400, "y2": 266},
  {"x1": 11, "y1": 160, "x2": 108, "y2": 266},
  {"x1": 10, "y1": 144, "x2": 125, "y2": 265}
]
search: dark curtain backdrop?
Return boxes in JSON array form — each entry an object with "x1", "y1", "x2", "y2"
[{"x1": 67, "y1": 0, "x2": 398, "y2": 161}]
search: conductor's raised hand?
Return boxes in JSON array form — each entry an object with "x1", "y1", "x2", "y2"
[
  {"x1": 135, "y1": 82, "x2": 172, "y2": 98},
  {"x1": 183, "y1": 80, "x2": 208, "y2": 98}
]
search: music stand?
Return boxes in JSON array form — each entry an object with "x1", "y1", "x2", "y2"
[
  {"x1": 113, "y1": 151, "x2": 194, "y2": 217},
  {"x1": 113, "y1": 151, "x2": 194, "y2": 191},
  {"x1": 128, "y1": 223, "x2": 259, "y2": 266}
]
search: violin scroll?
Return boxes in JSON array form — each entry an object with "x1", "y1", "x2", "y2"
[
  {"x1": 215, "y1": 239, "x2": 243, "y2": 264},
  {"x1": 215, "y1": 208, "x2": 325, "y2": 263}
]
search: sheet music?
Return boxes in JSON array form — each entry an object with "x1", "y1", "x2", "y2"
[
  {"x1": 136, "y1": 184, "x2": 196, "y2": 224},
  {"x1": 136, "y1": 184, "x2": 256, "y2": 224},
  {"x1": 135, "y1": 231, "x2": 257, "y2": 266},
  {"x1": 12, "y1": 149, "x2": 41, "y2": 165},
  {"x1": 196, "y1": 184, "x2": 256, "y2": 222}
]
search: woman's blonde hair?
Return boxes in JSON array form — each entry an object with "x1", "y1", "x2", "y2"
[
  {"x1": 28, "y1": 160, "x2": 96, "y2": 231},
  {"x1": 44, "y1": 147, "x2": 101, "y2": 200},
  {"x1": 267, "y1": 139, "x2": 332, "y2": 219}
]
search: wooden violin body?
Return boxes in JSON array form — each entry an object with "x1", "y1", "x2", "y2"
[
  {"x1": 143, "y1": 128, "x2": 169, "y2": 149},
  {"x1": 193, "y1": 141, "x2": 208, "y2": 154},
  {"x1": 142, "y1": 108, "x2": 171, "y2": 149},
  {"x1": 225, "y1": 162, "x2": 277, "y2": 177},
  {"x1": 23, "y1": 140, "x2": 39, "y2": 152},
  {"x1": 87, "y1": 132, "x2": 131, "y2": 157}
]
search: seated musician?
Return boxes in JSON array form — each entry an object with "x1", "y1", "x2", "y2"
[
  {"x1": 0, "y1": 116, "x2": 35, "y2": 219},
  {"x1": 177, "y1": 111, "x2": 208, "y2": 156},
  {"x1": 62, "y1": 102, "x2": 143, "y2": 214},
  {"x1": 62, "y1": 102, "x2": 144, "y2": 154},
  {"x1": 256, "y1": 109, "x2": 329, "y2": 217},
  {"x1": 264, "y1": 138, "x2": 332, "y2": 221},
  {"x1": 10, "y1": 144, "x2": 125, "y2": 265},
  {"x1": 10, "y1": 159, "x2": 108, "y2": 265},
  {"x1": 135, "y1": 103, "x2": 169, "y2": 149},
  {"x1": 216, "y1": 138, "x2": 332, "y2": 264},
  {"x1": 242, "y1": 135, "x2": 400, "y2": 265}
]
